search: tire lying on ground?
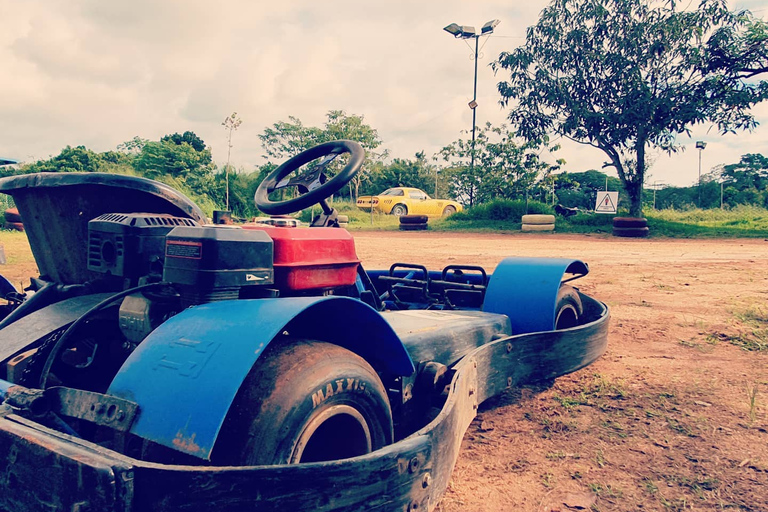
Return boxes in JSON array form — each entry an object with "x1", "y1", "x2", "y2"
[
  {"x1": 521, "y1": 214, "x2": 556, "y2": 225},
  {"x1": 612, "y1": 226, "x2": 650, "y2": 238},
  {"x1": 399, "y1": 223, "x2": 428, "y2": 231},
  {"x1": 521, "y1": 223, "x2": 555, "y2": 232},
  {"x1": 213, "y1": 339, "x2": 393, "y2": 466},
  {"x1": 399, "y1": 214, "x2": 429, "y2": 224},
  {"x1": 3, "y1": 208, "x2": 21, "y2": 224},
  {"x1": 612, "y1": 217, "x2": 648, "y2": 228},
  {"x1": 3, "y1": 221, "x2": 23, "y2": 232}
]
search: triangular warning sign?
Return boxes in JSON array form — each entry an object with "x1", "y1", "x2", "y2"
[{"x1": 595, "y1": 191, "x2": 618, "y2": 214}]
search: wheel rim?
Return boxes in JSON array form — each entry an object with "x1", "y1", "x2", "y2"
[
  {"x1": 291, "y1": 404, "x2": 373, "y2": 463},
  {"x1": 555, "y1": 304, "x2": 579, "y2": 330},
  {"x1": 393, "y1": 206, "x2": 405, "y2": 216}
]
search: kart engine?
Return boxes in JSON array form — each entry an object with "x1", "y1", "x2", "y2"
[{"x1": 88, "y1": 213, "x2": 274, "y2": 342}]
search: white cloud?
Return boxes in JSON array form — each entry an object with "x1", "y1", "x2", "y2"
[{"x1": 0, "y1": 0, "x2": 764, "y2": 189}]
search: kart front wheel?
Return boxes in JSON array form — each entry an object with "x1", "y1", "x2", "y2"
[
  {"x1": 554, "y1": 285, "x2": 583, "y2": 330},
  {"x1": 213, "y1": 339, "x2": 393, "y2": 465}
]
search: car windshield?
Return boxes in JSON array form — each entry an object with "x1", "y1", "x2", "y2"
[{"x1": 379, "y1": 188, "x2": 404, "y2": 196}]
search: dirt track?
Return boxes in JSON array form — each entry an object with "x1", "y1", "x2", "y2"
[
  {"x1": 354, "y1": 232, "x2": 768, "y2": 512},
  {"x1": 1, "y1": 230, "x2": 766, "y2": 511}
]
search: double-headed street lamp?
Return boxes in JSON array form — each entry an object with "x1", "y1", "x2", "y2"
[{"x1": 444, "y1": 19, "x2": 500, "y2": 206}]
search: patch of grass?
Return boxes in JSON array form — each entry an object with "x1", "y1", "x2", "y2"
[
  {"x1": 746, "y1": 383, "x2": 759, "y2": 424},
  {"x1": 588, "y1": 482, "x2": 623, "y2": 499}
]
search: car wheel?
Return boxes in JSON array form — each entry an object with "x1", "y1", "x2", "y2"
[
  {"x1": 213, "y1": 339, "x2": 393, "y2": 465},
  {"x1": 391, "y1": 204, "x2": 407, "y2": 216},
  {"x1": 554, "y1": 285, "x2": 583, "y2": 330},
  {"x1": 442, "y1": 206, "x2": 457, "y2": 217}
]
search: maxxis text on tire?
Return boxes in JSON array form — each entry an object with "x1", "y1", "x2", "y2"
[
  {"x1": 521, "y1": 214, "x2": 556, "y2": 225},
  {"x1": 212, "y1": 339, "x2": 393, "y2": 466},
  {"x1": 612, "y1": 217, "x2": 647, "y2": 228},
  {"x1": 3, "y1": 208, "x2": 21, "y2": 223},
  {"x1": 612, "y1": 226, "x2": 650, "y2": 238},
  {"x1": 399, "y1": 223, "x2": 428, "y2": 231},
  {"x1": 521, "y1": 223, "x2": 555, "y2": 232},
  {"x1": 399, "y1": 214, "x2": 429, "y2": 224}
]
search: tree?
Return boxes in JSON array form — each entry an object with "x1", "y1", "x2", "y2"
[
  {"x1": 258, "y1": 111, "x2": 385, "y2": 200},
  {"x1": 161, "y1": 131, "x2": 207, "y2": 152},
  {"x1": 222, "y1": 113, "x2": 243, "y2": 210},
  {"x1": 23, "y1": 146, "x2": 103, "y2": 173},
  {"x1": 494, "y1": 0, "x2": 768, "y2": 217},
  {"x1": 439, "y1": 123, "x2": 558, "y2": 205},
  {"x1": 117, "y1": 136, "x2": 149, "y2": 154}
]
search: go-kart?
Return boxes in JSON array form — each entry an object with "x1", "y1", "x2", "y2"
[{"x1": 0, "y1": 140, "x2": 608, "y2": 511}]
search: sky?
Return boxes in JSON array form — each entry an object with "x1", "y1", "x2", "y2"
[{"x1": 0, "y1": 0, "x2": 766, "y2": 188}]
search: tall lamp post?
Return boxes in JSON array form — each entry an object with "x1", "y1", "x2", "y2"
[
  {"x1": 444, "y1": 19, "x2": 500, "y2": 206},
  {"x1": 696, "y1": 140, "x2": 707, "y2": 207}
]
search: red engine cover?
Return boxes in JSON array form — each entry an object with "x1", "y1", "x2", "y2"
[{"x1": 241, "y1": 225, "x2": 360, "y2": 291}]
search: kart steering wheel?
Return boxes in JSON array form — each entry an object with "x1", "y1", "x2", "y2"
[{"x1": 255, "y1": 140, "x2": 364, "y2": 215}]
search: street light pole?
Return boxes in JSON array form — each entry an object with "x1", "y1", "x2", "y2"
[
  {"x1": 695, "y1": 141, "x2": 707, "y2": 208},
  {"x1": 444, "y1": 20, "x2": 500, "y2": 207}
]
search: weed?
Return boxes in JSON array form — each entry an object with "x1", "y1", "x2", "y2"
[
  {"x1": 595, "y1": 449, "x2": 607, "y2": 468},
  {"x1": 541, "y1": 471, "x2": 556, "y2": 488},
  {"x1": 588, "y1": 483, "x2": 623, "y2": 499},
  {"x1": 642, "y1": 478, "x2": 658, "y2": 495},
  {"x1": 546, "y1": 451, "x2": 567, "y2": 460},
  {"x1": 553, "y1": 394, "x2": 587, "y2": 409},
  {"x1": 746, "y1": 383, "x2": 759, "y2": 424},
  {"x1": 666, "y1": 417, "x2": 697, "y2": 437}
]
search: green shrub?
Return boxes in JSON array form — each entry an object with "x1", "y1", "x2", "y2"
[{"x1": 448, "y1": 200, "x2": 553, "y2": 222}]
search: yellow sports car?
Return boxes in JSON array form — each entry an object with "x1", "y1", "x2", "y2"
[{"x1": 356, "y1": 187, "x2": 463, "y2": 217}]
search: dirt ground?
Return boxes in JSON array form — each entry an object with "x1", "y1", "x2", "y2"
[
  {"x1": 1, "y1": 231, "x2": 766, "y2": 511},
  {"x1": 353, "y1": 232, "x2": 768, "y2": 512}
]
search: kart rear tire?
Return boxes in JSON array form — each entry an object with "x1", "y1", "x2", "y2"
[
  {"x1": 521, "y1": 214, "x2": 555, "y2": 225},
  {"x1": 399, "y1": 223, "x2": 428, "y2": 231},
  {"x1": 390, "y1": 204, "x2": 408, "y2": 216},
  {"x1": 612, "y1": 226, "x2": 650, "y2": 238},
  {"x1": 399, "y1": 214, "x2": 428, "y2": 224},
  {"x1": 555, "y1": 285, "x2": 583, "y2": 330},
  {"x1": 213, "y1": 340, "x2": 393, "y2": 466},
  {"x1": 612, "y1": 217, "x2": 647, "y2": 228},
  {"x1": 3, "y1": 208, "x2": 21, "y2": 223}
]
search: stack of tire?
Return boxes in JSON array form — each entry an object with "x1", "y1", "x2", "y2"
[
  {"x1": 612, "y1": 217, "x2": 649, "y2": 238},
  {"x1": 3, "y1": 208, "x2": 23, "y2": 232},
  {"x1": 521, "y1": 214, "x2": 555, "y2": 232},
  {"x1": 399, "y1": 214, "x2": 428, "y2": 231},
  {"x1": 337, "y1": 215, "x2": 349, "y2": 229}
]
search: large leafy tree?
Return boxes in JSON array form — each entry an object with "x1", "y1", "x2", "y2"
[
  {"x1": 439, "y1": 123, "x2": 559, "y2": 205},
  {"x1": 494, "y1": 0, "x2": 768, "y2": 217},
  {"x1": 160, "y1": 131, "x2": 207, "y2": 152},
  {"x1": 258, "y1": 111, "x2": 385, "y2": 199},
  {"x1": 23, "y1": 146, "x2": 104, "y2": 173}
]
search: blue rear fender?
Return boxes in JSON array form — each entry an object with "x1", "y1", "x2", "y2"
[
  {"x1": 107, "y1": 296, "x2": 414, "y2": 460},
  {"x1": 482, "y1": 257, "x2": 589, "y2": 334}
]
